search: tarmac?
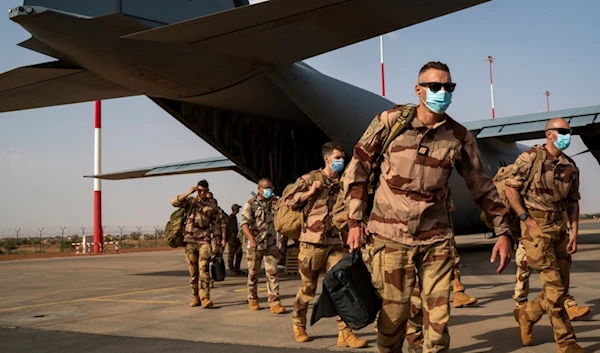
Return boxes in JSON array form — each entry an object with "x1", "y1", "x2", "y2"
[{"x1": 1, "y1": 220, "x2": 599, "y2": 353}]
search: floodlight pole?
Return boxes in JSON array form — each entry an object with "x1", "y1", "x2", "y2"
[
  {"x1": 486, "y1": 56, "x2": 495, "y2": 119},
  {"x1": 544, "y1": 91, "x2": 551, "y2": 112}
]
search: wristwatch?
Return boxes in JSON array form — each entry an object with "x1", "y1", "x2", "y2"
[{"x1": 519, "y1": 212, "x2": 529, "y2": 221}]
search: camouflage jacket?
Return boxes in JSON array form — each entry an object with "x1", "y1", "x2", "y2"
[
  {"x1": 504, "y1": 145, "x2": 580, "y2": 213},
  {"x1": 343, "y1": 106, "x2": 510, "y2": 245},
  {"x1": 171, "y1": 196, "x2": 222, "y2": 244},
  {"x1": 285, "y1": 169, "x2": 343, "y2": 245},
  {"x1": 240, "y1": 195, "x2": 277, "y2": 250}
]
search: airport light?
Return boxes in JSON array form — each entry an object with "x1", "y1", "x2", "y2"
[
  {"x1": 380, "y1": 35, "x2": 385, "y2": 97},
  {"x1": 544, "y1": 91, "x2": 551, "y2": 112},
  {"x1": 485, "y1": 56, "x2": 495, "y2": 119}
]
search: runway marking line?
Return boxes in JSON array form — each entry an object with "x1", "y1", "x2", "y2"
[{"x1": 0, "y1": 285, "x2": 187, "y2": 312}]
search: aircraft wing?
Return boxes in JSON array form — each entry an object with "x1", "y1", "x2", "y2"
[
  {"x1": 84, "y1": 157, "x2": 240, "y2": 180},
  {"x1": 122, "y1": 0, "x2": 489, "y2": 64},
  {"x1": 0, "y1": 60, "x2": 138, "y2": 113},
  {"x1": 464, "y1": 105, "x2": 600, "y2": 164}
]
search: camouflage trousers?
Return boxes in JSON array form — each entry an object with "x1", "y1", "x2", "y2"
[
  {"x1": 228, "y1": 240, "x2": 243, "y2": 271},
  {"x1": 405, "y1": 242, "x2": 464, "y2": 350},
  {"x1": 247, "y1": 244, "x2": 281, "y2": 304},
  {"x1": 292, "y1": 242, "x2": 348, "y2": 331},
  {"x1": 371, "y1": 236, "x2": 454, "y2": 353},
  {"x1": 185, "y1": 242, "x2": 212, "y2": 300},
  {"x1": 518, "y1": 218, "x2": 575, "y2": 346},
  {"x1": 513, "y1": 241, "x2": 577, "y2": 308}
]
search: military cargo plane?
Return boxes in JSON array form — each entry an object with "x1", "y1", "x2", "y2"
[{"x1": 1, "y1": 0, "x2": 599, "y2": 235}]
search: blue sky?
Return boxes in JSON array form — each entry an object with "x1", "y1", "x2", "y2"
[{"x1": 1, "y1": 0, "x2": 599, "y2": 230}]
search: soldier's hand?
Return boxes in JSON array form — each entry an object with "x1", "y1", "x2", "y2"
[
  {"x1": 188, "y1": 186, "x2": 198, "y2": 194},
  {"x1": 347, "y1": 226, "x2": 365, "y2": 250},
  {"x1": 567, "y1": 235, "x2": 578, "y2": 254},
  {"x1": 490, "y1": 235, "x2": 512, "y2": 274},
  {"x1": 249, "y1": 238, "x2": 258, "y2": 250},
  {"x1": 310, "y1": 181, "x2": 322, "y2": 193},
  {"x1": 524, "y1": 218, "x2": 538, "y2": 232}
]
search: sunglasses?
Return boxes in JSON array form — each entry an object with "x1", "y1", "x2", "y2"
[
  {"x1": 418, "y1": 82, "x2": 457, "y2": 93},
  {"x1": 546, "y1": 128, "x2": 572, "y2": 135},
  {"x1": 197, "y1": 188, "x2": 209, "y2": 193}
]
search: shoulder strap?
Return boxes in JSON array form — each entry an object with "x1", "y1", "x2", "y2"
[
  {"x1": 522, "y1": 146, "x2": 546, "y2": 194},
  {"x1": 367, "y1": 104, "x2": 416, "y2": 189}
]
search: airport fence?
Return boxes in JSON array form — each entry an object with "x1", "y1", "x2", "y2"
[{"x1": 0, "y1": 225, "x2": 168, "y2": 256}]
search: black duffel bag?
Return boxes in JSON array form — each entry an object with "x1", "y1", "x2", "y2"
[
  {"x1": 211, "y1": 253, "x2": 226, "y2": 282},
  {"x1": 311, "y1": 249, "x2": 382, "y2": 330}
]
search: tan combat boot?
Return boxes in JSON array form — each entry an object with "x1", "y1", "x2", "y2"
[
  {"x1": 201, "y1": 298, "x2": 214, "y2": 309},
  {"x1": 566, "y1": 305, "x2": 591, "y2": 321},
  {"x1": 558, "y1": 343, "x2": 585, "y2": 353},
  {"x1": 270, "y1": 303, "x2": 286, "y2": 314},
  {"x1": 248, "y1": 300, "x2": 260, "y2": 311},
  {"x1": 453, "y1": 291, "x2": 477, "y2": 308},
  {"x1": 514, "y1": 305, "x2": 533, "y2": 346},
  {"x1": 293, "y1": 324, "x2": 310, "y2": 343},
  {"x1": 337, "y1": 328, "x2": 368, "y2": 348},
  {"x1": 189, "y1": 296, "x2": 201, "y2": 307}
]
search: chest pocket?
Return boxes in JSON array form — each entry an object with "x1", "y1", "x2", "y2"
[
  {"x1": 421, "y1": 141, "x2": 459, "y2": 192},
  {"x1": 553, "y1": 166, "x2": 576, "y2": 199},
  {"x1": 196, "y1": 205, "x2": 213, "y2": 228}
]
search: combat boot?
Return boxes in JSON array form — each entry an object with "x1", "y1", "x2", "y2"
[
  {"x1": 453, "y1": 291, "x2": 477, "y2": 307},
  {"x1": 558, "y1": 343, "x2": 585, "y2": 353},
  {"x1": 270, "y1": 303, "x2": 286, "y2": 314},
  {"x1": 201, "y1": 298, "x2": 214, "y2": 309},
  {"x1": 337, "y1": 328, "x2": 368, "y2": 348},
  {"x1": 514, "y1": 305, "x2": 534, "y2": 346},
  {"x1": 248, "y1": 300, "x2": 260, "y2": 311},
  {"x1": 293, "y1": 324, "x2": 310, "y2": 343},
  {"x1": 189, "y1": 296, "x2": 201, "y2": 307},
  {"x1": 566, "y1": 305, "x2": 591, "y2": 321}
]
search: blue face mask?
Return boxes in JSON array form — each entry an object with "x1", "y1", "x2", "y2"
[
  {"x1": 554, "y1": 134, "x2": 571, "y2": 151},
  {"x1": 331, "y1": 159, "x2": 345, "y2": 173},
  {"x1": 422, "y1": 88, "x2": 452, "y2": 114},
  {"x1": 262, "y1": 188, "x2": 274, "y2": 199}
]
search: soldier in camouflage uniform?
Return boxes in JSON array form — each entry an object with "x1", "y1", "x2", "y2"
[
  {"x1": 240, "y1": 178, "x2": 286, "y2": 314},
  {"x1": 343, "y1": 62, "x2": 512, "y2": 353},
  {"x1": 513, "y1": 211, "x2": 590, "y2": 322},
  {"x1": 505, "y1": 118, "x2": 585, "y2": 352},
  {"x1": 286, "y1": 141, "x2": 367, "y2": 349},
  {"x1": 227, "y1": 204, "x2": 245, "y2": 275},
  {"x1": 171, "y1": 180, "x2": 223, "y2": 308},
  {"x1": 207, "y1": 192, "x2": 227, "y2": 288}
]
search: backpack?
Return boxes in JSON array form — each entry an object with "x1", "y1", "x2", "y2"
[
  {"x1": 164, "y1": 199, "x2": 196, "y2": 248},
  {"x1": 480, "y1": 145, "x2": 546, "y2": 237},
  {"x1": 274, "y1": 171, "x2": 326, "y2": 240},
  {"x1": 331, "y1": 104, "x2": 416, "y2": 231}
]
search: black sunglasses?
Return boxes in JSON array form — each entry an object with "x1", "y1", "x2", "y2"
[
  {"x1": 418, "y1": 82, "x2": 457, "y2": 93},
  {"x1": 546, "y1": 128, "x2": 572, "y2": 135}
]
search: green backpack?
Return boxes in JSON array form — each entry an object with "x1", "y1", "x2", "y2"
[
  {"x1": 331, "y1": 104, "x2": 416, "y2": 231},
  {"x1": 165, "y1": 199, "x2": 196, "y2": 248}
]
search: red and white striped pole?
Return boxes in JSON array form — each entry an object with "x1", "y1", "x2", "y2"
[
  {"x1": 93, "y1": 100, "x2": 103, "y2": 253},
  {"x1": 380, "y1": 35, "x2": 385, "y2": 97},
  {"x1": 544, "y1": 90, "x2": 551, "y2": 112},
  {"x1": 486, "y1": 55, "x2": 495, "y2": 119}
]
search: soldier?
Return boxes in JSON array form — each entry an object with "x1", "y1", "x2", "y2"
[
  {"x1": 343, "y1": 61, "x2": 512, "y2": 353},
  {"x1": 206, "y1": 191, "x2": 227, "y2": 288},
  {"x1": 513, "y1": 211, "x2": 590, "y2": 322},
  {"x1": 171, "y1": 179, "x2": 222, "y2": 308},
  {"x1": 240, "y1": 178, "x2": 286, "y2": 314},
  {"x1": 505, "y1": 118, "x2": 584, "y2": 352},
  {"x1": 227, "y1": 204, "x2": 245, "y2": 275},
  {"x1": 286, "y1": 141, "x2": 367, "y2": 349}
]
